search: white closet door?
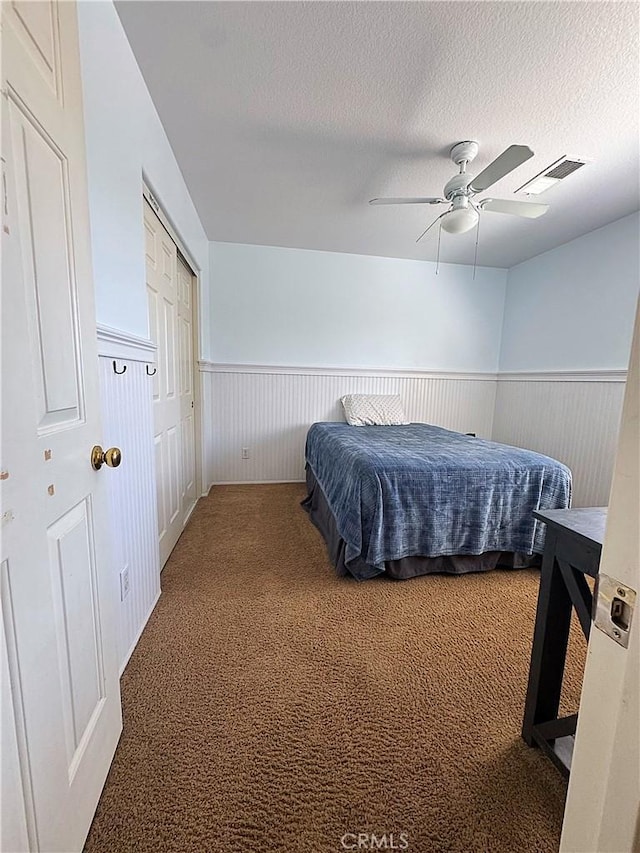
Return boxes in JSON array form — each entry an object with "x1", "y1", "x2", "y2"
[
  {"x1": 144, "y1": 201, "x2": 196, "y2": 567},
  {"x1": 177, "y1": 255, "x2": 197, "y2": 524},
  {"x1": 1, "y1": 3, "x2": 122, "y2": 850}
]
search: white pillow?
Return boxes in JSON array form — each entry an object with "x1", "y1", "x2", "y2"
[{"x1": 340, "y1": 393, "x2": 409, "y2": 427}]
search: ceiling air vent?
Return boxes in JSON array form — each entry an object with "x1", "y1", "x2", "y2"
[{"x1": 515, "y1": 155, "x2": 591, "y2": 195}]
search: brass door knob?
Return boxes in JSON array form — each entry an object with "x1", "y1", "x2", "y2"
[{"x1": 91, "y1": 445, "x2": 122, "y2": 471}]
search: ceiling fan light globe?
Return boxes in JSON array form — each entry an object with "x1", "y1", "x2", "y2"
[{"x1": 440, "y1": 207, "x2": 479, "y2": 234}]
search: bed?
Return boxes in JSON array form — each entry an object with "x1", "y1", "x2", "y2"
[{"x1": 302, "y1": 422, "x2": 572, "y2": 580}]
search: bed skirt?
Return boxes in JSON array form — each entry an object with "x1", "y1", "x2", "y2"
[{"x1": 301, "y1": 466, "x2": 540, "y2": 580}]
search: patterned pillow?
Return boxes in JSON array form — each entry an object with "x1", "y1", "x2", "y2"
[{"x1": 340, "y1": 394, "x2": 409, "y2": 426}]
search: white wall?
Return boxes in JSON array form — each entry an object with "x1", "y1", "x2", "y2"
[
  {"x1": 77, "y1": 0, "x2": 211, "y2": 357},
  {"x1": 209, "y1": 242, "x2": 508, "y2": 372},
  {"x1": 499, "y1": 212, "x2": 640, "y2": 372},
  {"x1": 77, "y1": 1, "x2": 211, "y2": 670}
]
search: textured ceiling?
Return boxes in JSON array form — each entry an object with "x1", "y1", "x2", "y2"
[{"x1": 116, "y1": 1, "x2": 640, "y2": 268}]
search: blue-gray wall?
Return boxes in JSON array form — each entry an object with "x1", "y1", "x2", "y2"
[
  {"x1": 499, "y1": 212, "x2": 640, "y2": 372},
  {"x1": 209, "y1": 242, "x2": 508, "y2": 372}
]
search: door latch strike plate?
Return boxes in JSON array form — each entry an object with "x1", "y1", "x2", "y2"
[{"x1": 594, "y1": 574, "x2": 636, "y2": 649}]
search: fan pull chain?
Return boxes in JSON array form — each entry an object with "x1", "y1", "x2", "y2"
[
  {"x1": 472, "y1": 214, "x2": 481, "y2": 280},
  {"x1": 436, "y1": 222, "x2": 442, "y2": 275}
]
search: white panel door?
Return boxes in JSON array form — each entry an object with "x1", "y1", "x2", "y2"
[
  {"x1": 145, "y1": 201, "x2": 195, "y2": 567},
  {"x1": 0, "y1": 3, "x2": 122, "y2": 851}
]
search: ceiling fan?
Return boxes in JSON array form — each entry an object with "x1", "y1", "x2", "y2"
[{"x1": 370, "y1": 141, "x2": 549, "y2": 242}]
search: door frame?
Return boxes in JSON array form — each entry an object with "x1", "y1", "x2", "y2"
[
  {"x1": 559, "y1": 297, "x2": 640, "y2": 852},
  {"x1": 142, "y1": 180, "x2": 204, "y2": 506}
]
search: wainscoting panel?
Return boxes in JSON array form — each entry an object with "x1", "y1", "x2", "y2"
[
  {"x1": 98, "y1": 349, "x2": 160, "y2": 672},
  {"x1": 203, "y1": 365, "x2": 497, "y2": 484},
  {"x1": 492, "y1": 378, "x2": 626, "y2": 507}
]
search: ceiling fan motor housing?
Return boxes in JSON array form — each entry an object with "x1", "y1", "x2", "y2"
[{"x1": 443, "y1": 173, "x2": 472, "y2": 200}]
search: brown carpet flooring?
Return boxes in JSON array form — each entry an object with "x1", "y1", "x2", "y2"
[{"x1": 85, "y1": 484, "x2": 585, "y2": 853}]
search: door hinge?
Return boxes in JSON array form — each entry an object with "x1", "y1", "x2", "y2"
[
  {"x1": 2, "y1": 156, "x2": 9, "y2": 228},
  {"x1": 594, "y1": 574, "x2": 636, "y2": 649},
  {"x1": 148, "y1": 191, "x2": 160, "y2": 214}
]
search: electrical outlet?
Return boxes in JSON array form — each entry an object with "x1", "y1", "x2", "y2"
[
  {"x1": 241, "y1": 447, "x2": 250, "y2": 459},
  {"x1": 120, "y1": 566, "x2": 130, "y2": 601}
]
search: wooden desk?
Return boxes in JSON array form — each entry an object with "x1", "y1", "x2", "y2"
[{"x1": 522, "y1": 507, "x2": 607, "y2": 777}]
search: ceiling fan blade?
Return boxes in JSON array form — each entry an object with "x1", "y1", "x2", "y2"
[
  {"x1": 416, "y1": 212, "x2": 447, "y2": 243},
  {"x1": 480, "y1": 198, "x2": 549, "y2": 218},
  {"x1": 468, "y1": 145, "x2": 534, "y2": 193},
  {"x1": 369, "y1": 197, "x2": 445, "y2": 205}
]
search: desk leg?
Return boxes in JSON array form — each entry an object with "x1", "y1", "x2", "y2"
[{"x1": 522, "y1": 530, "x2": 573, "y2": 745}]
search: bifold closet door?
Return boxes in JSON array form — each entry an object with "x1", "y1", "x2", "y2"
[
  {"x1": 144, "y1": 200, "x2": 196, "y2": 568},
  {"x1": 177, "y1": 255, "x2": 197, "y2": 523}
]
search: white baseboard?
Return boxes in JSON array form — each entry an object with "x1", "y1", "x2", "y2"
[
  {"x1": 183, "y1": 499, "x2": 198, "y2": 526},
  {"x1": 211, "y1": 479, "x2": 306, "y2": 486},
  {"x1": 118, "y1": 590, "x2": 161, "y2": 677}
]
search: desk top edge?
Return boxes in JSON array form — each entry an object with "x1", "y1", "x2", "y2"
[{"x1": 534, "y1": 507, "x2": 608, "y2": 548}]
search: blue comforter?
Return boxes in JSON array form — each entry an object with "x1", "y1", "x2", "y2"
[{"x1": 305, "y1": 422, "x2": 572, "y2": 578}]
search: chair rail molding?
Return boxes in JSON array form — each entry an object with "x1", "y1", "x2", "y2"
[
  {"x1": 497, "y1": 369, "x2": 627, "y2": 383},
  {"x1": 199, "y1": 362, "x2": 627, "y2": 383},
  {"x1": 97, "y1": 323, "x2": 157, "y2": 363},
  {"x1": 198, "y1": 361, "x2": 497, "y2": 381}
]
